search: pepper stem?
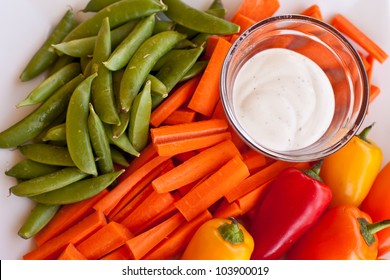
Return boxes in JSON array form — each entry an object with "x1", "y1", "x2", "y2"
[
  {"x1": 303, "y1": 159, "x2": 324, "y2": 183},
  {"x1": 358, "y1": 218, "x2": 390, "y2": 246},
  {"x1": 357, "y1": 123, "x2": 375, "y2": 143},
  {"x1": 218, "y1": 217, "x2": 244, "y2": 245}
]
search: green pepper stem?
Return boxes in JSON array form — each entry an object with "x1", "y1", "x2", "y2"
[
  {"x1": 218, "y1": 217, "x2": 244, "y2": 245},
  {"x1": 303, "y1": 159, "x2": 324, "y2": 183},
  {"x1": 358, "y1": 218, "x2": 390, "y2": 246},
  {"x1": 357, "y1": 123, "x2": 375, "y2": 143}
]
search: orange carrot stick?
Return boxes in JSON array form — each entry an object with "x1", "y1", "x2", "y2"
[
  {"x1": 214, "y1": 201, "x2": 242, "y2": 219},
  {"x1": 151, "y1": 118, "x2": 228, "y2": 144},
  {"x1": 369, "y1": 84, "x2": 381, "y2": 104},
  {"x1": 236, "y1": 181, "x2": 272, "y2": 215},
  {"x1": 173, "y1": 150, "x2": 198, "y2": 164},
  {"x1": 152, "y1": 140, "x2": 241, "y2": 193},
  {"x1": 242, "y1": 149, "x2": 268, "y2": 173},
  {"x1": 203, "y1": 35, "x2": 220, "y2": 60},
  {"x1": 331, "y1": 14, "x2": 388, "y2": 63},
  {"x1": 232, "y1": 0, "x2": 280, "y2": 22},
  {"x1": 100, "y1": 245, "x2": 133, "y2": 260},
  {"x1": 57, "y1": 243, "x2": 87, "y2": 260},
  {"x1": 174, "y1": 155, "x2": 250, "y2": 221},
  {"x1": 138, "y1": 204, "x2": 178, "y2": 235},
  {"x1": 142, "y1": 210, "x2": 212, "y2": 260},
  {"x1": 150, "y1": 76, "x2": 201, "y2": 127},
  {"x1": 300, "y1": 4, "x2": 323, "y2": 20},
  {"x1": 162, "y1": 109, "x2": 197, "y2": 125},
  {"x1": 34, "y1": 190, "x2": 108, "y2": 246},
  {"x1": 24, "y1": 210, "x2": 107, "y2": 260},
  {"x1": 76, "y1": 221, "x2": 133, "y2": 260},
  {"x1": 188, "y1": 37, "x2": 232, "y2": 117},
  {"x1": 366, "y1": 54, "x2": 375, "y2": 82},
  {"x1": 231, "y1": 13, "x2": 256, "y2": 34},
  {"x1": 126, "y1": 212, "x2": 186, "y2": 260}
]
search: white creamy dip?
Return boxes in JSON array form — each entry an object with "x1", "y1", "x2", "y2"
[{"x1": 233, "y1": 48, "x2": 335, "y2": 151}]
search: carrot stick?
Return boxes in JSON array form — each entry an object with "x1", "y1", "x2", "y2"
[
  {"x1": 242, "y1": 149, "x2": 268, "y2": 173},
  {"x1": 236, "y1": 181, "x2": 272, "y2": 215},
  {"x1": 138, "y1": 204, "x2": 178, "y2": 235},
  {"x1": 188, "y1": 37, "x2": 232, "y2": 116},
  {"x1": 34, "y1": 189, "x2": 108, "y2": 246},
  {"x1": 155, "y1": 131, "x2": 231, "y2": 157},
  {"x1": 142, "y1": 210, "x2": 212, "y2": 260},
  {"x1": 331, "y1": 14, "x2": 388, "y2": 63},
  {"x1": 203, "y1": 35, "x2": 220, "y2": 60},
  {"x1": 57, "y1": 243, "x2": 87, "y2": 260},
  {"x1": 300, "y1": 4, "x2": 323, "y2": 20},
  {"x1": 76, "y1": 221, "x2": 133, "y2": 260},
  {"x1": 370, "y1": 84, "x2": 381, "y2": 104},
  {"x1": 150, "y1": 76, "x2": 201, "y2": 127},
  {"x1": 100, "y1": 245, "x2": 133, "y2": 260},
  {"x1": 152, "y1": 140, "x2": 241, "y2": 193},
  {"x1": 23, "y1": 210, "x2": 107, "y2": 260},
  {"x1": 231, "y1": 13, "x2": 256, "y2": 34},
  {"x1": 151, "y1": 118, "x2": 228, "y2": 144},
  {"x1": 93, "y1": 155, "x2": 172, "y2": 215},
  {"x1": 232, "y1": 0, "x2": 280, "y2": 22},
  {"x1": 162, "y1": 109, "x2": 197, "y2": 125},
  {"x1": 366, "y1": 54, "x2": 375, "y2": 82},
  {"x1": 174, "y1": 155, "x2": 250, "y2": 221},
  {"x1": 173, "y1": 150, "x2": 198, "y2": 164},
  {"x1": 211, "y1": 98, "x2": 227, "y2": 120},
  {"x1": 214, "y1": 201, "x2": 242, "y2": 219},
  {"x1": 126, "y1": 212, "x2": 186, "y2": 260}
]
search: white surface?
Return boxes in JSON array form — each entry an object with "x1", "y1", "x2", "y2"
[{"x1": 0, "y1": 0, "x2": 389, "y2": 260}]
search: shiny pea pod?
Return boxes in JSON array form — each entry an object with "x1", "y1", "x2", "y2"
[
  {"x1": 64, "y1": 0, "x2": 167, "y2": 41},
  {"x1": 129, "y1": 80, "x2": 152, "y2": 152},
  {"x1": 20, "y1": 9, "x2": 77, "y2": 81},
  {"x1": 5, "y1": 159, "x2": 61, "y2": 180},
  {"x1": 104, "y1": 124, "x2": 140, "y2": 157},
  {"x1": 66, "y1": 73, "x2": 98, "y2": 176},
  {"x1": 0, "y1": 74, "x2": 84, "y2": 148},
  {"x1": 18, "y1": 63, "x2": 81, "y2": 107},
  {"x1": 91, "y1": 18, "x2": 120, "y2": 125},
  {"x1": 18, "y1": 203, "x2": 60, "y2": 239},
  {"x1": 153, "y1": 20, "x2": 176, "y2": 34},
  {"x1": 148, "y1": 74, "x2": 168, "y2": 98},
  {"x1": 83, "y1": 0, "x2": 120, "y2": 12},
  {"x1": 112, "y1": 69, "x2": 129, "y2": 138},
  {"x1": 163, "y1": 0, "x2": 239, "y2": 35},
  {"x1": 41, "y1": 123, "x2": 66, "y2": 142},
  {"x1": 120, "y1": 30, "x2": 186, "y2": 112},
  {"x1": 19, "y1": 144, "x2": 75, "y2": 167},
  {"x1": 30, "y1": 170, "x2": 124, "y2": 205},
  {"x1": 88, "y1": 103, "x2": 114, "y2": 174},
  {"x1": 10, "y1": 167, "x2": 89, "y2": 197},
  {"x1": 110, "y1": 146, "x2": 129, "y2": 167},
  {"x1": 104, "y1": 14, "x2": 156, "y2": 71},
  {"x1": 48, "y1": 55, "x2": 76, "y2": 76},
  {"x1": 179, "y1": 60, "x2": 208, "y2": 82}
]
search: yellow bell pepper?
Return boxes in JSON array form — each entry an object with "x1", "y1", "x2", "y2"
[
  {"x1": 181, "y1": 217, "x2": 254, "y2": 260},
  {"x1": 320, "y1": 124, "x2": 382, "y2": 207}
]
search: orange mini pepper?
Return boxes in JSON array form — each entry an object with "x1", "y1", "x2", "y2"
[
  {"x1": 320, "y1": 124, "x2": 382, "y2": 207},
  {"x1": 181, "y1": 218, "x2": 254, "y2": 260}
]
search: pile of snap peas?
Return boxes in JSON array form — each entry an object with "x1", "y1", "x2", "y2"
[{"x1": 0, "y1": 0, "x2": 239, "y2": 239}]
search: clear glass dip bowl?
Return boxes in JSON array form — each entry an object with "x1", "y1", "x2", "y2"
[{"x1": 220, "y1": 15, "x2": 369, "y2": 162}]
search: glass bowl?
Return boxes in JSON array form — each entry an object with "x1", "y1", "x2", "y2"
[{"x1": 220, "y1": 15, "x2": 369, "y2": 162}]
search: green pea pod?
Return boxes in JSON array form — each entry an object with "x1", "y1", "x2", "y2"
[
  {"x1": 64, "y1": 0, "x2": 167, "y2": 41},
  {"x1": 112, "y1": 69, "x2": 129, "y2": 138},
  {"x1": 180, "y1": 60, "x2": 208, "y2": 82},
  {"x1": 66, "y1": 73, "x2": 98, "y2": 176},
  {"x1": 20, "y1": 9, "x2": 77, "y2": 81},
  {"x1": 18, "y1": 63, "x2": 81, "y2": 107},
  {"x1": 88, "y1": 103, "x2": 115, "y2": 174},
  {"x1": 10, "y1": 167, "x2": 89, "y2": 197},
  {"x1": 148, "y1": 74, "x2": 168, "y2": 98},
  {"x1": 174, "y1": 39, "x2": 198, "y2": 49},
  {"x1": 91, "y1": 18, "x2": 120, "y2": 125},
  {"x1": 153, "y1": 20, "x2": 176, "y2": 34},
  {"x1": 30, "y1": 170, "x2": 124, "y2": 205},
  {"x1": 129, "y1": 80, "x2": 152, "y2": 152},
  {"x1": 120, "y1": 30, "x2": 186, "y2": 112},
  {"x1": 5, "y1": 159, "x2": 61, "y2": 180},
  {"x1": 83, "y1": 0, "x2": 120, "y2": 12},
  {"x1": 18, "y1": 203, "x2": 60, "y2": 239},
  {"x1": 104, "y1": 14, "x2": 156, "y2": 71},
  {"x1": 104, "y1": 123, "x2": 140, "y2": 157},
  {"x1": 110, "y1": 146, "x2": 130, "y2": 167},
  {"x1": 41, "y1": 123, "x2": 66, "y2": 142},
  {"x1": 0, "y1": 74, "x2": 84, "y2": 148},
  {"x1": 48, "y1": 55, "x2": 76, "y2": 76},
  {"x1": 19, "y1": 144, "x2": 75, "y2": 167}
]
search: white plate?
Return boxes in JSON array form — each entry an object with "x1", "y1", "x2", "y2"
[{"x1": 0, "y1": 0, "x2": 389, "y2": 260}]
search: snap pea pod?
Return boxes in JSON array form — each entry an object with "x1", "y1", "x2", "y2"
[
  {"x1": 110, "y1": 146, "x2": 129, "y2": 167},
  {"x1": 18, "y1": 62, "x2": 81, "y2": 107},
  {"x1": 120, "y1": 30, "x2": 186, "y2": 112},
  {"x1": 53, "y1": 20, "x2": 139, "y2": 58},
  {"x1": 30, "y1": 170, "x2": 124, "y2": 205},
  {"x1": 10, "y1": 167, "x2": 89, "y2": 197},
  {"x1": 153, "y1": 20, "x2": 176, "y2": 34},
  {"x1": 48, "y1": 55, "x2": 76, "y2": 76},
  {"x1": 5, "y1": 159, "x2": 61, "y2": 180},
  {"x1": 20, "y1": 9, "x2": 77, "y2": 81},
  {"x1": 179, "y1": 60, "x2": 208, "y2": 82},
  {"x1": 129, "y1": 80, "x2": 152, "y2": 152},
  {"x1": 0, "y1": 74, "x2": 84, "y2": 148},
  {"x1": 83, "y1": 0, "x2": 120, "y2": 12},
  {"x1": 104, "y1": 14, "x2": 155, "y2": 71},
  {"x1": 64, "y1": 0, "x2": 167, "y2": 41},
  {"x1": 164, "y1": 0, "x2": 239, "y2": 35},
  {"x1": 112, "y1": 69, "x2": 129, "y2": 138},
  {"x1": 88, "y1": 103, "x2": 115, "y2": 174},
  {"x1": 148, "y1": 74, "x2": 168, "y2": 98},
  {"x1": 18, "y1": 203, "x2": 60, "y2": 239},
  {"x1": 66, "y1": 73, "x2": 98, "y2": 176},
  {"x1": 41, "y1": 123, "x2": 66, "y2": 142},
  {"x1": 174, "y1": 39, "x2": 198, "y2": 49},
  {"x1": 19, "y1": 144, "x2": 75, "y2": 167},
  {"x1": 104, "y1": 124, "x2": 140, "y2": 157}
]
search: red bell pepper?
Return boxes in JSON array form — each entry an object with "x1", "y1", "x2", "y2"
[{"x1": 249, "y1": 161, "x2": 332, "y2": 260}]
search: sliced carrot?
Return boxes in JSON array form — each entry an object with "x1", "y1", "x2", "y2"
[
  {"x1": 150, "y1": 76, "x2": 201, "y2": 127},
  {"x1": 203, "y1": 35, "x2": 220, "y2": 60},
  {"x1": 76, "y1": 221, "x2": 133, "y2": 260},
  {"x1": 34, "y1": 189, "x2": 108, "y2": 246},
  {"x1": 366, "y1": 54, "x2": 375, "y2": 82},
  {"x1": 188, "y1": 37, "x2": 232, "y2": 116},
  {"x1": 231, "y1": 13, "x2": 256, "y2": 34},
  {"x1": 370, "y1": 84, "x2": 380, "y2": 104},
  {"x1": 174, "y1": 155, "x2": 250, "y2": 221},
  {"x1": 214, "y1": 201, "x2": 242, "y2": 219},
  {"x1": 162, "y1": 108, "x2": 197, "y2": 125},
  {"x1": 100, "y1": 245, "x2": 133, "y2": 260},
  {"x1": 57, "y1": 243, "x2": 87, "y2": 260},
  {"x1": 138, "y1": 204, "x2": 179, "y2": 235},
  {"x1": 23, "y1": 210, "x2": 107, "y2": 260},
  {"x1": 232, "y1": 0, "x2": 280, "y2": 22},
  {"x1": 211, "y1": 98, "x2": 227, "y2": 120},
  {"x1": 331, "y1": 14, "x2": 388, "y2": 63},
  {"x1": 151, "y1": 118, "x2": 228, "y2": 144},
  {"x1": 300, "y1": 4, "x2": 323, "y2": 20},
  {"x1": 242, "y1": 149, "x2": 268, "y2": 173},
  {"x1": 93, "y1": 155, "x2": 172, "y2": 215},
  {"x1": 230, "y1": 34, "x2": 240, "y2": 43},
  {"x1": 152, "y1": 140, "x2": 241, "y2": 193},
  {"x1": 142, "y1": 210, "x2": 212, "y2": 260},
  {"x1": 236, "y1": 181, "x2": 272, "y2": 215},
  {"x1": 173, "y1": 150, "x2": 198, "y2": 164},
  {"x1": 126, "y1": 212, "x2": 186, "y2": 260}
]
